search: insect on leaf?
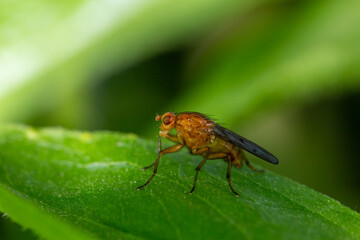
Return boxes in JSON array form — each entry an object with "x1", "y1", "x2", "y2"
[{"x1": 0, "y1": 125, "x2": 359, "y2": 240}]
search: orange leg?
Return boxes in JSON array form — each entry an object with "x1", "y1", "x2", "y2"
[
  {"x1": 143, "y1": 132, "x2": 182, "y2": 170},
  {"x1": 226, "y1": 155, "x2": 239, "y2": 196},
  {"x1": 143, "y1": 135, "x2": 162, "y2": 170},
  {"x1": 137, "y1": 143, "x2": 184, "y2": 190},
  {"x1": 241, "y1": 150, "x2": 264, "y2": 173},
  {"x1": 159, "y1": 129, "x2": 181, "y2": 144},
  {"x1": 164, "y1": 133, "x2": 179, "y2": 143},
  {"x1": 190, "y1": 150, "x2": 228, "y2": 194},
  {"x1": 191, "y1": 147, "x2": 210, "y2": 155},
  {"x1": 208, "y1": 152, "x2": 241, "y2": 196},
  {"x1": 190, "y1": 149, "x2": 210, "y2": 193},
  {"x1": 208, "y1": 152, "x2": 227, "y2": 159},
  {"x1": 190, "y1": 151, "x2": 239, "y2": 196}
]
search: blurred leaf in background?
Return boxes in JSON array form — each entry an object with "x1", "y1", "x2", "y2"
[
  {"x1": 1, "y1": 0, "x2": 360, "y2": 238},
  {"x1": 0, "y1": 0, "x2": 255, "y2": 125}
]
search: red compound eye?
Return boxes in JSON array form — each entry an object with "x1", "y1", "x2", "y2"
[{"x1": 163, "y1": 115, "x2": 172, "y2": 125}]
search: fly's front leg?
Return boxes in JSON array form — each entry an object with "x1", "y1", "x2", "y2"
[
  {"x1": 143, "y1": 131, "x2": 180, "y2": 170},
  {"x1": 143, "y1": 135, "x2": 162, "y2": 170},
  {"x1": 160, "y1": 130, "x2": 181, "y2": 144},
  {"x1": 137, "y1": 144, "x2": 183, "y2": 190},
  {"x1": 163, "y1": 133, "x2": 180, "y2": 143}
]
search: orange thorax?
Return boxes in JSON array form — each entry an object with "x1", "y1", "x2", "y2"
[{"x1": 175, "y1": 113, "x2": 215, "y2": 149}]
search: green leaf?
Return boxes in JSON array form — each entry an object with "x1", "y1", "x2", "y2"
[
  {"x1": 0, "y1": 124, "x2": 359, "y2": 239},
  {"x1": 0, "y1": 184, "x2": 96, "y2": 240}
]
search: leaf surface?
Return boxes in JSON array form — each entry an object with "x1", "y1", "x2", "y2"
[{"x1": 0, "y1": 125, "x2": 359, "y2": 239}]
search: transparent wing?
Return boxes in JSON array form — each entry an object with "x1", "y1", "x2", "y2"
[{"x1": 213, "y1": 124, "x2": 279, "y2": 164}]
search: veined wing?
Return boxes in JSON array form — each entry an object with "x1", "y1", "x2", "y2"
[{"x1": 213, "y1": 124, "x2": 279, "y2": 164}]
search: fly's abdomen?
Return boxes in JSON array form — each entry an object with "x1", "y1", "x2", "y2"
[{"x1": 208, "y1": 136, "x2": 234, "y2": 154}]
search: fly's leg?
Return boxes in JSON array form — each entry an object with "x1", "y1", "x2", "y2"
[
  {"x1": 194, "y1": 152, "x2": 240, "y2": 196},
  {"x1": 143, "y1": 133, "x2": 180, "y2": 170},
  {"x1": 207, "y1": 153, "x2": 228, "y2": 159},
  {"x1": 143, "y1": 135, "x2": 162, "y2": 170},
  {"x1": 137, "y1": 144, "x2": 183, "y2": 190},
  {"x1": 190, "y1": 150, "x2": 210, "y2": 194},
  {"x1": 245, "y1": 160, "x2": 264, "y2": 173},
  {"x1": 241, "y1": 150, "x2": 264, "y2": 173},
  {"x1": 190, "y1": 151, "x2": 227, "y2": 194},
  {"x1": 163, "y1": 133, "x2": 180, "y2": 143},
  {"x1": 226, "y1": 155, "x2": 239, "y2": 197},
  {"x1": 142, "y1": 162, "x2": 156, "y2": 170}
]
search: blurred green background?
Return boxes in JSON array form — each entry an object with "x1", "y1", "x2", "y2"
[{"x1": 1, "y1": 0, "x2": 360, "y2": 238}]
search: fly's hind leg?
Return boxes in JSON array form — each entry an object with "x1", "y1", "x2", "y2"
[
  {"x1": 226, "y1": 155, "x2": 239, "y2": 197},
  {"x1": 241, "y1": 150, "x2": 264, "y2": 173}
]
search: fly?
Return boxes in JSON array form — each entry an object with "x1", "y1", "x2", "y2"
[{"x1": 136, "y1": 112, "x2": 279, "y2": 196}]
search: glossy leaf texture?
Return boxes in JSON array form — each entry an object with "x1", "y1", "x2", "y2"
[{"x1": 0, "y1": 125, "x2": 359, "y2": 239}]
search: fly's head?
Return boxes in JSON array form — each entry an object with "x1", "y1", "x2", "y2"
[{"x1": 156, "y1": 112, "x2": 176, "y2": 132}]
